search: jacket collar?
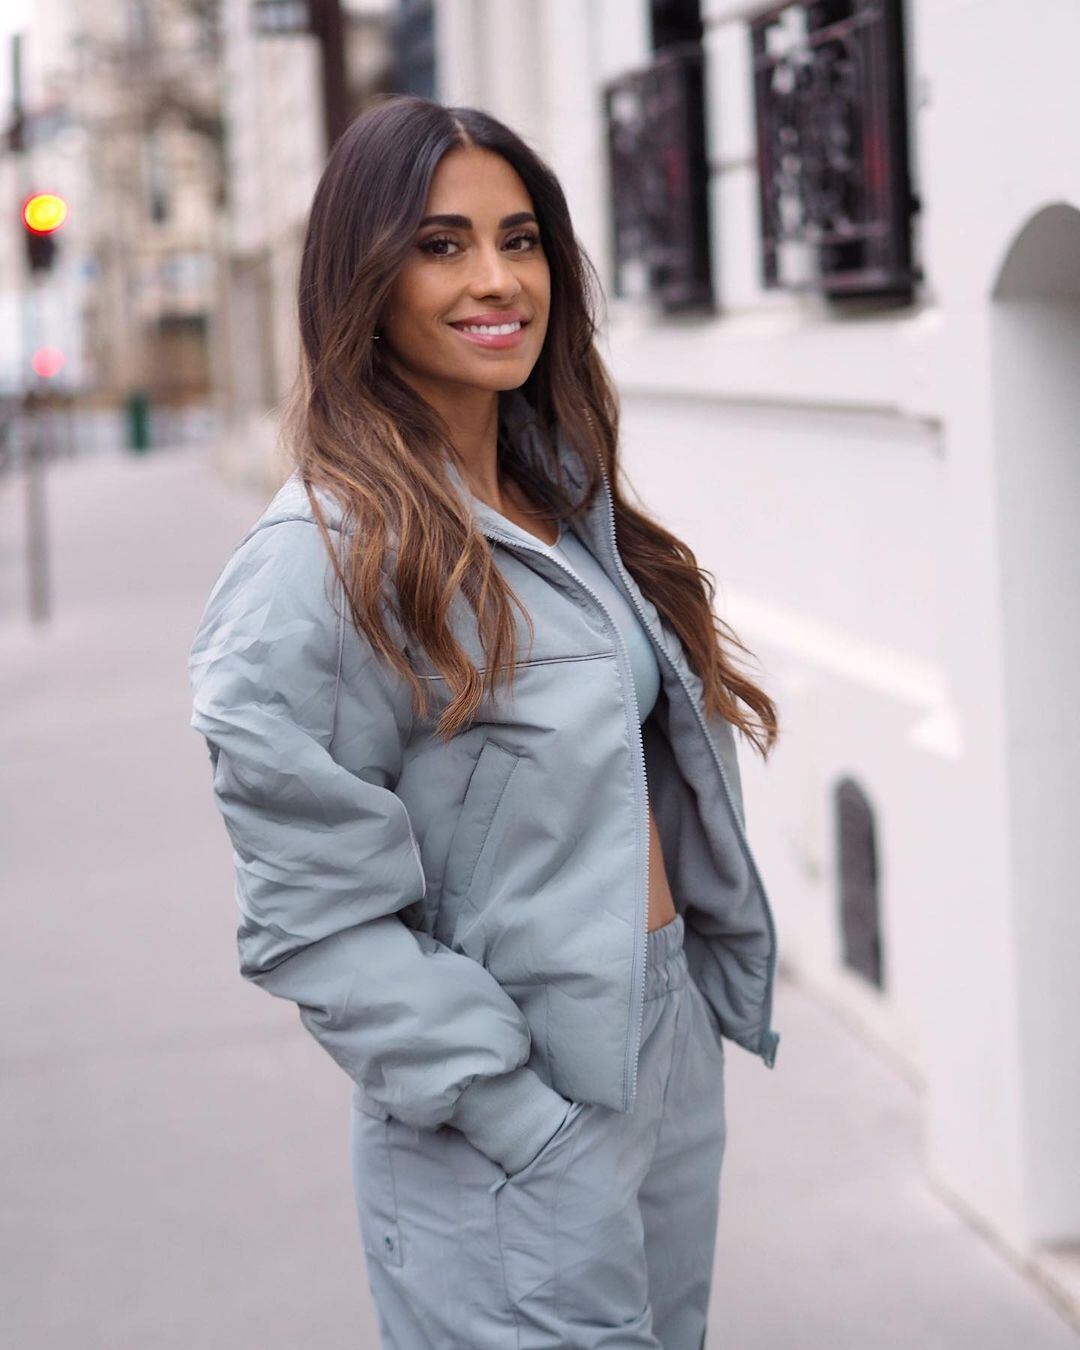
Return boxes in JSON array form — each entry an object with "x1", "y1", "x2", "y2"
[
  {"x1": 442, "y1": 388, "x2": 598, "y2": 547},
  {"x1": 281, "y1": 389, "x2": 604, "y2": 552}
]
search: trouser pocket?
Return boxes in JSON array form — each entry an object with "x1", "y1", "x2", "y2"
[
  {"x1": 502, "y1": 1100, "x2": 586, "y2": 1186},
  {"x1": 348, "y1": 1099, "x2": 404, "y2": 1268},
  {"x1": 688, "y1": 975, "x2": 726, "y2": 1064}
]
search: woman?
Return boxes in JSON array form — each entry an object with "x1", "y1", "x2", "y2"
[{"x1": 188, "y1": 94, "x2": 781, "y2": 1349}]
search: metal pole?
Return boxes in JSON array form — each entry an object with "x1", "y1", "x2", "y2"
[
  {"x1": 10, "y1": 31, "x2": 52, "y2": 625},
  {"x1": 24, "y1": 426, "x2": 49, "y2": 622},
  {"x1": 311, "y1": 0, "x2": 348, "y2": 156}
]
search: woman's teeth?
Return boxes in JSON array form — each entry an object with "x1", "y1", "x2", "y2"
[{"x1": 456, "y1": 321, "x2": 522, "y2": 335}]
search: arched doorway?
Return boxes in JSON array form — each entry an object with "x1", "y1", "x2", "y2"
[{"x1": 990, "y1": 202, "x2": 1080, "y2": 1250}]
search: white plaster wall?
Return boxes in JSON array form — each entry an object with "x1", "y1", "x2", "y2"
[
  {"x1": 434, "y1": 0, "x2": 543, "y2": 142},
  {"x1": 620, "y1": 393, "x2": 948, "y2": 1082},
  {"x1": 990, "y1": 293, "x2": 1080, "y2": 1244},
  {"x1": 913, "y1": 0, "x2": 1080, "y2": 1254}
]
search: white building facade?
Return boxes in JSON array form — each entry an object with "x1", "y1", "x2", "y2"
[
  {"x1": 433, "y1": 0, "x2": 1080, "y2": 1298},
  {"x1": 216, "y1": 0, "x2": 398, "y2": 487}
]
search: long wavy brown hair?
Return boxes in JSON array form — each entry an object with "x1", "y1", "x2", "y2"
[{"x1": 280, "y1": 94, "x2": 779, "y2": 759}]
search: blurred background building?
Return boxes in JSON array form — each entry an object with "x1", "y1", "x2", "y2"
[
  {"x1": 2, "y1": 0, "x2": 1077, "y2": 1321},
  {"x1": 216, "y1": 0, "x2": 404, "y2": 482},
  {"x1": 0, "y1": 0, "x2": 225, "y2": 450}
]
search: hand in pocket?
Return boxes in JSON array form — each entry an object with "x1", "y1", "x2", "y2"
[{"x1": 505, "y1": 1100, "x2": 587, "y2": 1185}]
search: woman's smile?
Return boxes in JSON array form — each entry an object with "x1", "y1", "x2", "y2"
[{"x1": 447, "y1": 315, "x2": 531, "y2": 350}]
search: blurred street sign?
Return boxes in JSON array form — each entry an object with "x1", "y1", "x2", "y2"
[{"x1": 252, "y1": 0, "x2": 313, "y2": 34}]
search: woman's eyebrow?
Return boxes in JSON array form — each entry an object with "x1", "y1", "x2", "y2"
[{"x1": 417, "y1": 211, "x2": 538, "y2": 230}]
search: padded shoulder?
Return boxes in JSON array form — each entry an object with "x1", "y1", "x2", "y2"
[{"x1": 240, "y1": 470, "x2": 347, "y2": 542}]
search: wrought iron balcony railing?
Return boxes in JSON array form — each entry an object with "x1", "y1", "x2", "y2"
[
  {"x1": 603, "y1": 42, "x2": 714, "y2": 313},
  {"x1": 750, "y1": 0, "x2": 919, "y2": 301}
]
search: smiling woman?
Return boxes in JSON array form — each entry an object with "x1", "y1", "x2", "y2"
[
  {"x1": 192, "y1": 91, "x2": 782, "y2": 1350},
  {"x1": 377, "y1": 146, "x2": 552, "y2": 428}
]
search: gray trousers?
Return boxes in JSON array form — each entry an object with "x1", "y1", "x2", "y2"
[{"x1": 348, "y1": 912, "x2": 728, "y2": 1349}]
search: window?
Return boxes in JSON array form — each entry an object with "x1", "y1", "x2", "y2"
[
  {"x1": 834, "y1": 776, "x2": 885, "y2": 989},
  {"x1": 391, "y1": 0, "x2": 436, "y2": 99},
  {"x1": 145, "y1": 129, "x2": 170, "y2": 225},
  {"x1": 603, "y1": 2, "x2": 712, "y2": 312},
  {"x1": 651, "y1": 0, "x2": 703, "y2": 50}
]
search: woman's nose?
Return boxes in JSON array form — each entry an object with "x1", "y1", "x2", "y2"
[{"x1": 470, "y1": 242, "x2": 520, "y2": 295}]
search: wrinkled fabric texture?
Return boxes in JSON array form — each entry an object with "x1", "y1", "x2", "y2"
[
  {"x1": 186, "y1": 386, "x2": 779, "y2": 1178},
  {"x1": 350, "y1": 913, "x2": 727, "y2": 1350},
  {"x1": 544, "y1": 525, "x2": 661, "y2": 723}
]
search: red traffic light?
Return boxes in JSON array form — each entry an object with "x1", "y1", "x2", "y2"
[
  {"x1": 23, "y1": 193, "x2": 68, "y2": 234},
  {"x1": 31, "y1": 346, "x2": 66, "y2": 378}
]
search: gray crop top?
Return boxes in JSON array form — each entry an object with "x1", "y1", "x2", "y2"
[{"x1": 545, "y1": 521, "x2": 660, "y2": 722}]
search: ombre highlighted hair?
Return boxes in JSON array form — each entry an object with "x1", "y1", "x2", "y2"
[{"x1": 280, "y1": 94, "x2": 779, "y2": 758}]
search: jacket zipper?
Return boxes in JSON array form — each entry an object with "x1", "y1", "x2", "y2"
[
  {"x1": 591, "y1": 462, "x2": 780, "y2": 1067},
  {"x1": 479, "y1": 526, "x2": 651, "y2": 1112}
]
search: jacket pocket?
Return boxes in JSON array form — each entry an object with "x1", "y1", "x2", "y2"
[{"x1": 434, "y1": 737, "x2": 522, "y2": 951}]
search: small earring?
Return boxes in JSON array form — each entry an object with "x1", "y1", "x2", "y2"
[{"x1": 372, "y1": 332, "x2": 382, "y2": 341}]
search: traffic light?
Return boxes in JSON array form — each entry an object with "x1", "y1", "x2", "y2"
[
  {"x1": 31, "y1": 346, "x2": 65, "y2": 378},
  {"x1": 22, "y1": 192, "x2": 68, "y2": 273}
]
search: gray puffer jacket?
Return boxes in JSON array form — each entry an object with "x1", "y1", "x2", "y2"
[{"x1": 187, "y1": 389, "x2": 780, "y2": 1178}]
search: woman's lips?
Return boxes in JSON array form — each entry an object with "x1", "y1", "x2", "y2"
[{"x1": 447, "y1": 320, "x2": 529, "y2": 350}]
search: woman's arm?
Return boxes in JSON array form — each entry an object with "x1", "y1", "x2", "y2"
[{"x1": 187, "y1": 516, "x2": 572, "y2": 1175}]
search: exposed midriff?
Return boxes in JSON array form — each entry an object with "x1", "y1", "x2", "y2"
[
  {"x1": 494, "y1": 482, "x2": 677, "y2": 933},
  {"x1": 646, "y1": 800, "x2": 678, "y2": 932}
]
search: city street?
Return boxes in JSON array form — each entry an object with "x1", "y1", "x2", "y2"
[{"x1": 2, "y1": 443, "x2": 1076, "y2": 1349}]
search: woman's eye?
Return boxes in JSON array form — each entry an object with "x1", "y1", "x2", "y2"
[
  {"x1": 418, "y1": 231, "x2": 541, "y2": 257},
  {"x1": 420, "y1": 234, "x2": 459, "y2": 256}
]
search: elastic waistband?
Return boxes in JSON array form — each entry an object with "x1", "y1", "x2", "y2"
[{"x1": 644, "y1": 912, "x2": 687, "y2": 999}]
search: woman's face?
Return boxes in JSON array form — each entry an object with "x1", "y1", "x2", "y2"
[{"x1": 379, "y1": 144, "x2": 551, "y2": 401}]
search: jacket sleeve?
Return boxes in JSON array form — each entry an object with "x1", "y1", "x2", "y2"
[{"x1": 187, "y1": 516, "x2": 572, "y2": 1175}]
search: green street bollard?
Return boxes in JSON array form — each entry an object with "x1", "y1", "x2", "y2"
[{"x1": 126, "y1": 390, "x2": 151, "y2": 453}]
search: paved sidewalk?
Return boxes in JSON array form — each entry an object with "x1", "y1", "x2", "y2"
[{"x1": 1, "y1": 445, "x2": 1077, "y2": 1349}]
